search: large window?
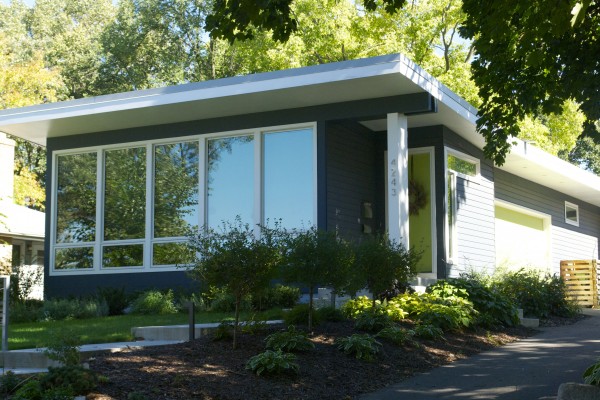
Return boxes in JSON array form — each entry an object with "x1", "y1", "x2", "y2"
[{"x1": 51, "y1": 124, "x2": 316, "y2": 274}]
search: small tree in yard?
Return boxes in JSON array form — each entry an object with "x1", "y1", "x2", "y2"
[
  {"x1": 351, "y1": 235, "x2": 420, "y2": 309},
  {"x1": 187, "y1": 219, "x2": 280, "y2": 349},
  {"x1": 281, "y1": 227, "x2": 353, "y2": 331}
]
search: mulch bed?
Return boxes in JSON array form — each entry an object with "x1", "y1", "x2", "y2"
[{"x1": 87, "y1": 320, "x2": 535, "y2": 400}]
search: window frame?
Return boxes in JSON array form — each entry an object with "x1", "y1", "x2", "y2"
[
  {"x1": 564, "y1": 201, "x2": 579, "y2": 227},
  {"x1": 50, "y1": 122, "x2": 317, "y2": 275}
]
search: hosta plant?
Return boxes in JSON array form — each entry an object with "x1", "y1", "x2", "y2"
[
  {"x1": 376, "y1": 326, "x2": 416, "y2": 346},
  {"x1": 265, "y1": 326, "x2": 315, "y2": 352},
  {"x1": 246, "y1": 350, "x2": 299, "y2": 376},
  {"x1": 336, "y1": 334, "x2": 382, "y2": 361}
]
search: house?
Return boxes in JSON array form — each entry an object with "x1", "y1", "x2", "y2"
[
  {"x1": 0, "y1": 133, "x2": 45, "y2": 299},
  {"x1": 0, "y1": 54, "x2": 598, "y2": 298}
]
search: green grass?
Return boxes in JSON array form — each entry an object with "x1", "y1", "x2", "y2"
[{"x1": 4, "y1": 309, "x2": 284, "y2": 350}]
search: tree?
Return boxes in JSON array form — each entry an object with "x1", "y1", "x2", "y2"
[
  {"x1": 351, "y1": 234, "x2": 419, "y2": 309},
  {"x1": 460, "y1": 0, "x2": 600, "y2": 165},
  {"x1": 281, "y1": 227, "x2": 353, "y2": 331},
  {"x1": 187, "y1": 219, "x2": 280, "y2": 349}
]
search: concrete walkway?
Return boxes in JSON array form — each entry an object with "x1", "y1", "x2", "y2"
[{"x1": 360, "y1": 309, "x2": 600, "y2": 400}]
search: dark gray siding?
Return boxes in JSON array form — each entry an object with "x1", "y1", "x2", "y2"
[
  {"x1": 443, "y1": 127, "x2": 496, "y2": 277},
  {"x1": 326, "y1": 122, "x2": 383, "y2": 240},
  {"x1": 495, "y1": 169, "x2": 600, "y2": 274}
]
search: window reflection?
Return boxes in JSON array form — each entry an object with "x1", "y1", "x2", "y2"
[
  {"x1": 103, "y1": 244, "x2": 144, "y2": 268},
  {"x1": 207, "y1": 136, "x2": 254, "y2": 229},
  {"x1": 104, "y1": 147, "x2": 146, "y2": 240},
  {"x1": 153, "y1": 242, "x2": 194, "y2": 266},
  {"x1": 56, "y1": 153, "x2": 97, "y2": 243},
  {"x1": 263, "y1": 129, "x2": 314, "y2": 229},
  {"x1": 154, "y1": 142, "x2": 199, "y2": 238},
  {"x1": 55, "y1": 247, "x2": 94, "y2": 269}
]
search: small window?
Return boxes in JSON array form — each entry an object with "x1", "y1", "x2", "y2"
[
  {"x1": 447, "y1": 151, "x2": 479, "y2": 177},
  {"x1": 565, "y1": 202, "x2": 579, "y2": 226}
]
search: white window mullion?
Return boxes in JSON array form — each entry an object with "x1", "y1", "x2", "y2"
[
  {"x1": 254, "y1": 131, "x2": 262, "y2": 232},
  {"x1": 95, "y1": 149, "x2": 104, "y2": 271},
  {"x1": 144, "y1": 144, "x2": 153, "y2": 269},
  {"x1": 198, "y1": 138, "x2": 207, "y2": 229}
]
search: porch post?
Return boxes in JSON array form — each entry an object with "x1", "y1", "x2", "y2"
[{"x1": 387, "y1": 113, "x2": 409, "y2": 248}]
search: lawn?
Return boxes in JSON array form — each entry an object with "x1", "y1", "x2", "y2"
[{"x1": 4, "y1": 309, "x2": 283, "y2": 350}]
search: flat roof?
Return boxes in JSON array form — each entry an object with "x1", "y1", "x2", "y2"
[{"x1": 0, "y1": 53, "x2": 598, "y2": 207}]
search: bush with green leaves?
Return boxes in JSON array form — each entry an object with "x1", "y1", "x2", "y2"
[
  {"x1": 9, "y1": 299, "x2": 43, "y2": 322},
  {"x1": 41, "y1": 365, "x2": 98, "y2": 396},
  {"x1": 341, "y1": 296, "x2": 373, "y2": 319},
  {"x1": 188, "y1": 219, "x2": 281, "y2": 349},
  {"x1": 491, "y1": 268, "x2": 578, "y2": 318},
  {"x1": 213, "y1": 318, "x2": 235, "y2": 341},
  {"x1": 265, "y1": 325, "x2": 315, "y2": 352},
  {"x1": 246, "y1": 350, "x2": 299, "y2": 376},
  {"x1": 349, "y1": 234, "x2": 419, "y2": 308},
  {"x1": 414, "y1": 323, "x2": 444, "y2": 340},
  {"x1": 354, "y1": 308, "x2": 393, "y2": 332},
  {"x1": 342, "y1": 296, "x2": 408, "y2": 323},
  {"x1": 130, "y1": 289, "x2": 178, "y2": 315},
  {"x1": 317, "y1": 306, "x2": 345, "y2": 322},
  {"x1": 336, "y1": 334, "x2": 382, "y2": 361},
  {"x1": 97, "y1": 286, "x2": 129, "y2": 316},
  {"x1": 241, "y1": 316, "x2": 269, "y2": 335},
  {"x1": 428, "y1": 279, "x2": 519, "y2": 328},
  {"x1": 284, "y1": 303, "x2": 322, "y2": 327},
  {"x1": 253, "y1": 284, "x2": 301, "y2": 310},
  {"x1": 12, "y1": 380, "x2": 43, "y2": 400},
  {"x1": 44, "y1": 330, "x2": 81, "y2": 366},
  {"x1": 0, "y1": 371, "x2": 22, "y2": 395},
  {"x1": 584, "y1": 358, "x2": 600, "y2": 386},
  {"x1": 394, "y1": 292, "x2": 476, "y2": 331},
  {"x1": 376, "y1": 326, "x2": 416, "y2": 346},
  {"x1": 41, "y1": 298, "x2": 109, "y2": 321}
]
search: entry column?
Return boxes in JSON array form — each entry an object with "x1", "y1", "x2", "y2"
[{"x1": 387, "y1": 113, "x2": 409, "y2": 248}]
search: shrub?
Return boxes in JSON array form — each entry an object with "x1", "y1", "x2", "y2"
[
  {"x1": 253, "y1": 284, "x2": 300, "y2": 310},
  {"x1": 97, "y1": 287, "x2": 129, "y2": 316},
  {"x1": 241, "y1": 316, "x2": 269, "y2": 335},
  {"x1": 0, "y1": 371, "x2": 22, "y2": 395},
  {"x1": 265, "y1": 326, "x2": 314, "y2": 352},
  {"x1": 12, "y1": 380, "x2": 43, "y2": 400},
  {"x1": 10, "y1": 300, "x2": 43, "y2": 323},
  {"x1": 246, "y1": 350, "x2": 299, "y2": 376},
  {"x1": 284, "y1": 304, "x2": 322, "y2": 327},
  {"x1": 41, "y1": 365, "x2": 97, "y2": 396},
  {"x1": 41, "y1": 298, "x2": 108, "y2": 321},
  {"x1": 336, "y1": 334, "x2": 382, "y2": 361},
  {"x1": 414, "y1": 323, "x2": 444, "y2": 340},
  {"x1": 44, "y1": 330, "x2": 81, "y2": 366},
  {"x1": 317, "y1": 306, "x2": 345, "y2": 322},
  {"x1": 429, "y1": 279, "x2": 519, "y2": 328},
  {"x1": 395, "y1": 292, "x2": 476, "y2": 331},
  {"x1": 354, "y1": 308, "x2": 392, "y2": 332},
  {"x1": 376, "y1": 326, "x2": 416, "y2": 346},
  {"x1": 130, "y1": 290, "x2": 178, "y2": 315},
  {"x1": 491, "y1": 269, "x2": 578, "y2": 318},
  {"x1": 341, "y1": 296, "x2": 374, "y2": 319},
  {"x1": 213, "y1": 318, "x2": 235, "y2": 341},
  {"x1": 584, "y1": 358, "x2": 600, "y2": 386}
]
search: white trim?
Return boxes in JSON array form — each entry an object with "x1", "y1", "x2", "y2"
[
  {"x1": 446, "y1": 147, "x2": 480, "y2": 180},
  {"x1": 386, "y1": 113, "x2": 409, "y2": 248},
  {"x1": 564, "y1": 201, "x2": 580, "y2": 227},
  {"x1": 49, "y1": 122, "x2": 318, "y2": 276},
  {"x1": 408, "y1": 147, "x2": 437, "y2": 279}
]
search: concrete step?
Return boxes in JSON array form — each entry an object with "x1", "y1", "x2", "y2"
[{"x1": 132, "y1": 320, "x2": 284, "y2": 341}]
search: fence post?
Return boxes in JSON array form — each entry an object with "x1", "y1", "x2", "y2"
[
  {"x1": 188, "y1": 301, "x2": 195, "y2": 341},
  {"x1": 1, "y1": 275, "x2": 10, "y2": 352}
]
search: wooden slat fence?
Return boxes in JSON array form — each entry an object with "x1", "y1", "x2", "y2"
[{"x1": 560, "y1": 260, "x2": 599, "y2": 307}]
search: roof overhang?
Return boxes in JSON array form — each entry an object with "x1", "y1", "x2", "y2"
[
  {"x1": 0, "y1": 53, "x2": 598, "y2": 207},
  {"x1": 0, "y1": 202, "x2": 45, "y2": 240}
]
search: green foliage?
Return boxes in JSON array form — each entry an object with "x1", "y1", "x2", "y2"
[
  {"x1": 350, "y1": 234, "x2": 419, "y2": 305},
  {"x1": 10, "y1": 300, "x2": 43, "y2": 323},
  {"x1": 336, "y1": 334, "x2": 382, "y2": 361},
  {"x1": 376, "y1": 326, "x2": 416, "y2": 346},
  {"x1": 41, "y1": 298, "x2": 109, "y2": 321},
  {"x1": 44, "y1": 330, "x2": 81, "y2": 366},
  {"x1": 341, "y1": 296, "x2": 374, "y2": 319},
  {"x1": 0, "y1": 371, "x2": 21, "y2": 395},
  {"x1": 342, "y1": 296, "x2": 408, "y2": 323},
  {"x1": 413, "y1": 323, "x2": 444, "y2": 340},
  {"x1": 246, "y1": 350, "x2": 299, "y2": 376},
  {"x1": 206, "y1": 287, "x2": 251, "y2": 313},
  {"x1": 130, "y1": 290, "x2": 178, "y2": 315},
  {"x1": 284, "y1": 304, "x2": 322, "y2": 327},
  {"x1": 394, "y1": 292, "x2": 476, "y2": 331},
  {"x1": 212, "y1": 318, "x2": 235, "y2": 341},
  {"x1": 265, "y1": 325, "x2": 314, "y2": 352},
  {"x1": 253, "y1": 284, "x2": 300, "y2": 310},
  {"x1": 13, "y1": 379, "x2": 43, "y2": 400},
  {"x1": 461, "y1": 0, "x2": 600, "y2": 165},
  {"x1": 317, "y1": 306, "x2": 345, "y2": 322},
  {"x1": 187, "y1": 219, "x2": 281, "y2": 348},
  {"x1": 584, "y1": 358, "x2": 600, "y2": 386},
  {"x1": 491, "y1": 269, "x2": 578, "y2": 319},
  {"x1": 241, "y1": 316, "x2": 269, "y2": 335},
  {"x1": 354, "y1": 309, "x2": 393, "y2": 332},
  {"x1": 41, "y1": 365, "x2": 97, "y2": 396},
  {"x1": 97, "y1": 287, "x2": 129, "y2": 316},
  {"x1": 428, "y1": 279, "x2": 519, "y2": 328},
  {"x1": 281, "y1": 227, "x2": 353, "y2": 331}
]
